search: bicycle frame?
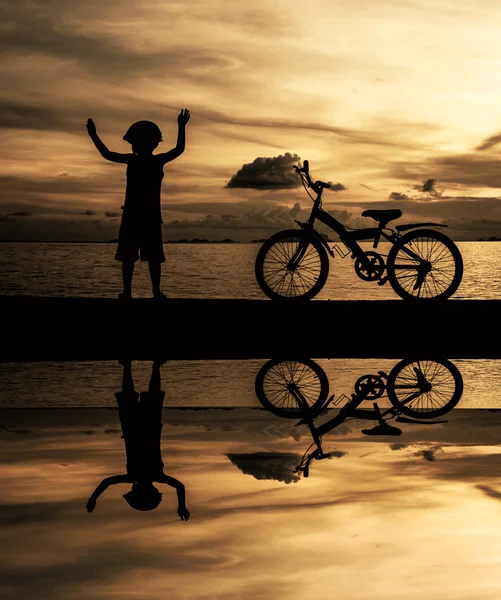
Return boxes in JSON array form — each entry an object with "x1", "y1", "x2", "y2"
[
  {"x1": 289, "y1": 377, "x2": 428, "y2": 453},
  {"x1": 290, "y1": 186, "x2": 434, "y2": 271}
]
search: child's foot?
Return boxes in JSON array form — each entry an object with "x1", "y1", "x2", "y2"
[
  {"x1": 152, "y1": 291, "x2": 169, "y2": 301},
  {"x1": 153, "y1": 358, "x2": 168, "y2": 367},
  {"x1": 118, "y1": 292, "x2": 132, "y2": 301}
]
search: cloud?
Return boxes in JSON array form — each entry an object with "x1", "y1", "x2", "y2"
[
  {"x1": 475, "y1": 132, "x2": 501, "y2": 152},
  {"x1": 8, "y1": 211, "x2": 32, "y2": 217},
  {"x1": 412, "y1": 178, "x2": 442, "y2": 198},
  {"x1": 0, "y1": 99, "x2": 70, "y2": 132},
  {"x1": 389, "y1": 154, "x2": 501, "y2": 189},
  {"x1": 329, "y1": 183, "x2": 347, "y2": 192},
  {"x1": 226, "y1": 153, "x2": 301, "y2": 190},
  {"x1": 476, "y1": 485, "x2": 501, "y2": 501},
  {"x1": 388, "y1": 191, "x2": 409, "y2": 201},
  {"x1": 79, "y1": 209, "x2": 96, "y2": 216},
  {"x1": 226, "y1": 452, "x2": 303, "y2": 483},
  {"x1": 389, "y1": 443, "x2": 409, "y2": 451},
  {"x1": 104, "y1": 210, "x2": 121, "y2": 218},
  {"x1": 165, "y1": 202, "x2": 303, "y2": 231},
  {"x1": 327, "y1": 451, "x2": 347, "y2": 458},
  {"x1": 414, "y1": 446, "x2": 443, "y2": 462},
  {"x1": 0, "y1": 210, "x2": 32, "y2": 223}
]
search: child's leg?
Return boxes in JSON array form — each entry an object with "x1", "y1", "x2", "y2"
[
  {"x1": 122, "y1": 261, "x2": 134, "y2": 296},
  {"x1": 148, "y1": 360, "x2": 162, "y2": 393},
  {"x1": 148, "y1": 261, "x2": 162, "y2": 297},
  {"x1": 122, "y1": 359, "x2": 135, "y2": 393}
]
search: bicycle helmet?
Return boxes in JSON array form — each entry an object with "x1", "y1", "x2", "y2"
[
  {"x1": 123, "y1": 120, "x2": 163, "y2": 145},
  {"x1": 123, "y1": 482, "x2": 163, "y2": 511}
]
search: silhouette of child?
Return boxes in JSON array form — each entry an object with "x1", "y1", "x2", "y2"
[
  {"x1": 86, "y1": 109, "x2": 190, "y2": 300},
  {"x1": 86, "y1": 360, "x2": 190, "y2": 518}
]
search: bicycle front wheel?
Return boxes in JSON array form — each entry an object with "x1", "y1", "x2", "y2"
[
  {"x1": 255, "y1": 229, "x2": 329, "y2": 300},
  {"x1": 255, "y1": 359, "x2": 329, "y2": 418},
  {"x1": 386, "y1": 229, "x2": 463, "y2": 301},
  {"x1": 387, "y1": 358, "x2": 463, "y2": 418}
]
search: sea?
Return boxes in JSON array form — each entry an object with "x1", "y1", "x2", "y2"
[{"x1": 1, "y1": 241, "x2": 501, "y2": 408}]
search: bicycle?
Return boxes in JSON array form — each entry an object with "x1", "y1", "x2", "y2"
[
  {"x1": 255, "y1": 160, "x2": 463, "y2": 301},
  {"x1": 254, "y1": 357, "x2": 463, "y2": 476}
]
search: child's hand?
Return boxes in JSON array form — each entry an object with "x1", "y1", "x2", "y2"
[
  {"x1": 177, "y1": 109, "x2": 190, "y2": 127},
  {"x1": 178, "y1": 506, "x2": 190, "y2": 521},
  {"x1": 86, "y1": 119, "x2": 97, "y2": 136}
]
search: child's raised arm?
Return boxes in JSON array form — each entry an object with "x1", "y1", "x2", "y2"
[
  {"x1": 86, "y1": 119, "x2": 132, "y2": 164},
  {"x1": 157, "y1": 109, "x2": 190, "y2": 165},
  {"x1": 86, "y1": 473, "x2": 131, "y2": 512},
  {"x1": 157, "y1": 473, "x2": 190, "y2": 520}
]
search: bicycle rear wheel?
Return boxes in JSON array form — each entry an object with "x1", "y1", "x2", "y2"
[
  {"x1": 255, "y1": 229, "x2": 329, "y2": 300},
  {"x1": 387, "y1": 358, "x2": 463, "y2": 418},
  {"x1": 386, "y1": 229, "x2": 463, "y2": 301},
  {"x1": 255, "y1": 359, "x2": 329, "y2": 418}
]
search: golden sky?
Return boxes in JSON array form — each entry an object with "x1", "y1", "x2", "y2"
[{"x1": 3, "y1": 0, "x2": 501, "y2": 240}]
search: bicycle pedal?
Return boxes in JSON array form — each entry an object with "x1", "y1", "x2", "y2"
[{"x1": 377, "y1": 276, "x2": 388, "y2": 286}]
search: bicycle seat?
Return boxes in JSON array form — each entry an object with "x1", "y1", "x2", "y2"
[
  {"x1": 362, "y1": 209, "x2": 402, "y2": 224},
  {"x1": 361, "y1": 424, "x2": 402, "y2": 436}
]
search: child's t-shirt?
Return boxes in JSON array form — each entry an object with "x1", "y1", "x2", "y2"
[
  {"x1": 122, "y1": 155, "x2": 165, "y2": 233},
  {"x1": 115, "y1": 390, "x2": 165, "y2": 480}
]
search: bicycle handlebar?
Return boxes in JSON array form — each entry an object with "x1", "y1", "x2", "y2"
[{"x1": 294, "y1": 160, "x2": 331, "y2": 192}]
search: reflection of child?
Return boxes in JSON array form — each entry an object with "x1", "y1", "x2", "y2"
[
  {"x1": 86, "y1": 109, "x2": 190, "y2": 300},
  {"x1": 86, "y1": 360, "x2": 190, "y2": 519}
]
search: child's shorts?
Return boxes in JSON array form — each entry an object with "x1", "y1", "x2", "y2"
[{"x1": 115, "y1": 234, "x2": 165, "y2": 263}]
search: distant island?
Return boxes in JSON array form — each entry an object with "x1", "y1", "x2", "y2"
[{"x1": 477, "y1": 236, "x2": 501, "y2": 241}]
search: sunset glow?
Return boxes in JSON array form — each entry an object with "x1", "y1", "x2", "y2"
[{"x1": 3, "y1": 0, "x2": 501, "y2": 240}]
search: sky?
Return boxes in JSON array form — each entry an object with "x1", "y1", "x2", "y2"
[
  {"x1": 4, "y1": 410, "x2": 501, "y2": 599},
  {"x1": 4, "y1": 0, "x2": 501, "y2": 240}
]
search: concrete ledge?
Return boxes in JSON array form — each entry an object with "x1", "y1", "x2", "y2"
[{"x1": 0, "y1": 296, "x2": 496, "y2": 361}]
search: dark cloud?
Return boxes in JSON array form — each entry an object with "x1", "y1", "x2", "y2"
[
  {"x1": 0, "y1": 210, "x2": 32, "y2": 223},
  {"x1": 359, "y1": 183, "x2": 377, "y2": 191},
  {"x1": 79, "y1": 209, "x2": 96, "y2": 216},
  {"x1": 389, "y1": 443, "x2": 409, "y2": 451},
  {"x1": 476, "y1": 485, "x2": 501, "y2": 501},
  {"x1": 0, "y1": 210, "x2": 33, "y2": 221},
  {"x1": 329, "y1": 182, "x2": 347, "y2": 192},
  {"x1": 226, "y1": 153, "x2": 301, "y2": 190},
  {"x1": 0, "y1": 99, "x2": 70, "y2": 132},
  {"x1": 104, "y1": 210, "x2": 121, "y2": 218},
  {"x1": 422, "y1": 178, "x2": 437, "y2": 194},
  {"x1": 389, "y1": 154, "x2": 501, "y2": 189},
  {"x1": 324, "y1": 208, "x2": 352, "y2": 223},
  {"x1": 0, "y1": 5, "x2": 236, "y2": 83},
  {"x1": 226, "y1": 452, "x2": 303, "y2": 483},
  {"x1": 182, "y1": 105, "x2": 416, "y2": 149},
  {"x1": 327, "y1": 451, "x2": 347, "y2": 458},
  {"x1": 414, "y1": 446, "x2": 442, "y2": 462},
  {"x1": 412, "y1": 178, "x2": 442, "y2": 198},
  {"x1": 388, "y1": 191, "x2": 409, "y2": 201},
  {"x1": 476, "y1": 132, "x2": 501, "y2": 152},
  {"x1": 165, "y1": 202, "x2": 303, "y2": 231}
]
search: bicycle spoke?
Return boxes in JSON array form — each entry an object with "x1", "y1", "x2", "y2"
[{"x1": 256, "y1": 231, "x2": 328, "y2": 300}]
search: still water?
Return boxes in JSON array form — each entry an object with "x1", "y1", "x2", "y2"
[
  {"x1": 2, "y1": 241, "x2": 501, "y2": 598},
  {"x1": 3, "y1": 406, "x2": 501, "y2": 600},
  {"x1": 1, "y1": 241, "x2": 501, "y2": 299}
]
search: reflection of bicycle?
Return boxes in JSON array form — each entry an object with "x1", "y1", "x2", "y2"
[
  {"x1": 255, "y1": 160, "x2": 463, "y2": 301},
  {"x1": 255, "y1": 358, "x2": 463, "y2": 476}
]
